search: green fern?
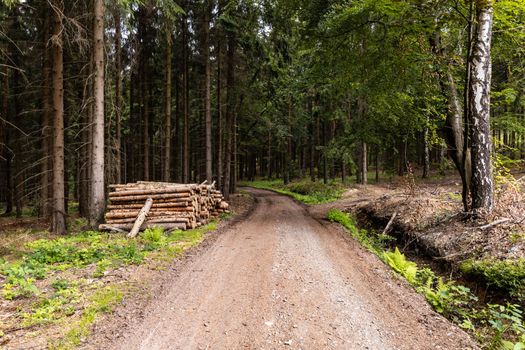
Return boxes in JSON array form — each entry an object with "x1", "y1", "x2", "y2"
[{"x1": 382, "y1": 247, "x2": 417, "y2": 285}]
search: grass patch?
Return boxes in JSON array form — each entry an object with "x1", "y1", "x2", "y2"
[
  {"x1": 52, "y1": 285, "x2": 123, "y2": 349},
  {"x1": 240, "y1": 178, "x2": 344, "y2": 204},
  {"x1": 327, "y1": 209, "x2": 525, "y2": 349},
  {"x1": 1, "y1": 221, "x2": 220, "y2": 347},
  {"x1": 326, "y1": 209, "x2": 394, "y2": 254}
]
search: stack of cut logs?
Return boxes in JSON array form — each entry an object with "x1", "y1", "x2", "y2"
[{"x1": 98, "y1": 181, "x2": 229, "y2": 234}]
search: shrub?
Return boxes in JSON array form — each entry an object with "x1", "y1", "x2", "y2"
[{"x1": 460, "y1": 259, "x2": 525, "y2": 299}]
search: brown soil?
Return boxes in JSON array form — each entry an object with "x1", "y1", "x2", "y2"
[
  {"x1": 333, "y1": 177, "x2": 525, "y2": 264},
  {"x1": 91, "y1": 188, "x2": 476, "y2": 350}
]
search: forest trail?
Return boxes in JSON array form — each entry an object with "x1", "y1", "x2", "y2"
[{"x1": 111, "y1": 188, "x2": 476, "y2": 350}]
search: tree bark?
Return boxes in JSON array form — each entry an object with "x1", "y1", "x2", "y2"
[
  {"x1": 114, "y1": 8, "x2": 122, "y2": 184},
  {"x1": 430, "y1": 30, "x2": 472, "y2": 210},
  {"x1": 1, "y1": 61, "x2": 13, "y2": 216},
  {"x1": 203, "y1": 1, "x2": 213, "y2": 183},
  {"x1": 361, "y1": 141, "x2": 368, "y2": 185},
  {"x1": 182, "y1": 7, "x2": 190, "y2": 183},
  {"x1": 357, "y1": 97, "x2": 368, "y2": 184},
  {"x1": 40, "y1": 10, "x2": 52, "y2": 217},
  {"x1": 469, "y1": 1, "x2": 494, "y2": 215},
  {"x1": 216, "y1": 23, "x2": 223, "y2": 190},
  {"x1": 422, "y1": 115, "x2": 430, "y2": 178},
  {"x1": 223, "y1": 29, "x2": 235, "y2": 199},
  {"x1": 164, "y1": 28, "x2": 172, "y2": 182},
  {"x1": 309, "y1": 97, "x2": 315, "y2": 181},
  {"x1": 51, "y1": 0, "x2": 66, "y2": 234},
  {"x1": 89, "y1": 0, "x2": 106, "y2": 228},
  {"x1": 128, "y1": 197, "x2": 153, "y2": 237}
]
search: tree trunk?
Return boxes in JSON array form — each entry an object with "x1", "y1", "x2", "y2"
[
  {"x1": 422, "y1": 115, "x2": 430, "y2": 178},
  {"x1": 232, "y1": 94, "x2": 240, "y2": 194},
  {"x1": 375, "y1": 147, "x2": 380, "y2": 183},
  {"x1": 114, "y1": 9, "x2": 122, "y2": 184},
  {"x1": 2, "y1": 63, "x2": 13, "y2": 216},
  {"x1": 357, "y1": 98, "x2": 368, "y2": 185},
  {"x1": 216, "y1": 24, "x2": 223, "y2": 190},
  {"x1": 361, "y1": 141, "x2": 368, "y2": 185},
  {"x1": 12, "y1": 65, "x2": 22, "y2": 218},
  {"x1": 204, "y1": 1, "x2": 213, "y2": 183},
  {"x1": 223, "y1": 30, "x2": 235, "y2": 199},
  {"x1": 164, "y1": 29, "x2": 172, "y2": 182},
  {"x1": 267, "y1": 131, "x2": 272, "y2": 179},
  {"x1": 469, "y1": 1, "x2": 494, "y2": 215},
  {"x1": 40, "y1": 10, "x2": 52, "y2": 217},
  {"x1": 430, "y1": 30, "x2": 471, "y2": 211},
  {"x1": 89, "y1": 0, "x2": 105, "y2": 228},
  {"x1": 309, "y1": 98, "x2": 315, "y2": 181},
  {"x1": 323, "y1": 120, "x2": 328, "y2": 185},
  {"x1": 284, "y1": 96, "x2": 292, "y2": 184},
  {"x1": 182, "y1": 9, "x2": 190, "y2": 183},
  {"x1": 51, "y1": 1, "x2": 66, "y2": 234}
]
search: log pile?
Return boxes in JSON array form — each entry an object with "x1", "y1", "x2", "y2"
[{"x1": 98, "y1": 181, "x2": 229, "y2": 233}]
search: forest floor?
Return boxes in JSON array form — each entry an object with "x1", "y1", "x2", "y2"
[
  {"x1": 1, "y1": 174, "x2": 523, "y2": 349},
  {"x1": 312, "y1": 173, "x2": 525, "y2": 263},
  {"x1": 89, "y1": 187, "x2": 476, "y2": 350},
  {"x1": 0, "y1": 193, "x2": 254, "y2": 349}
]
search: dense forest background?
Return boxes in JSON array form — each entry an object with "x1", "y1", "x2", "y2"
[{"x1": 0, "y1": 0, "x2": 524, "y2": 233}]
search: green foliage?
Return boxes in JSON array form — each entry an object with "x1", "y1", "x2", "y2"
[
  {"x1": 22, "y1": 283, "x2": 81, "y2": 326},
  {"x1": 326, "y1": 209, "x2": 393, "y2": 254},
  {"x1": 27, "y1": 238, "x2": 104, "y2": 265},
  {"x1": 326, "y1": 209, "x2": 358, "y2": 234},
  {"x1": 141, "y1": 226, "x2": 164, "y2": 243},
  {"x1": 327, "y1": 210, "x2": 525, "y2": 346},
  {"x1": 510, "y1": 232, "x2": 525, "y2": 244},
  {"x1": 243, "y1": 179, "x2": 343, "y2": 204},
  {"x1": 448, "y1": 192, "x2": 463, "y2": 202},
  {"x1": 113, "y1": 242, "x2": 144, "y2": 265},
  {"x1": 93, "y1": 259, "x2": 111, "y2": 278},
  {"x1": 383, "y1": 247, "x2": 418, "y2": 284},
  {"x1": 0, "y1": 261, "x2": 41, "y2": 300},
  {"x1": 461, "y1": 259, "x2": 525, "y2": 299},
  {"x1": 485, "y1": 303, "x2": 525, "y2": 350},
  {"x1": 0, "y1": 221, "x2": 219, "y2": 304},
  {"x1": 140, "y1": 226, "x2": 168, "y2": 251},
  {"x1": 59, "y1": 286, "x2": 123, "y2": 348}
]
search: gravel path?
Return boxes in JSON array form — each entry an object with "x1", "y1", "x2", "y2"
[{"x1": 112, "y1": 188, "x2": 476, "y2": 350}]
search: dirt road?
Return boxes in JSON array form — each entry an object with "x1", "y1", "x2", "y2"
[{"x1": 112, "y1": 188, "x2": 476, "y2": 350}]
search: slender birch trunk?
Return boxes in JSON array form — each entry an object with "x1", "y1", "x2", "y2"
[{"x1": 469, "y1": 0, "x2": 494, "y2": 215}]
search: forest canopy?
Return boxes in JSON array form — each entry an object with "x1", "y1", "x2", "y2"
[{"x1": 0, "y1": 0, "x2": 524, "y2": 233}]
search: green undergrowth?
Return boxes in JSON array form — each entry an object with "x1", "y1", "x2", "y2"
[
  {"x1": 327, "y1": 209, "x2": 525, "y2": 349},
  {"x1": 461, "y1": 259, "x2": 525, "y2": 300},
  {"x1": 51, "y1": 286, "x2": 124, "y2": 349},
  {"x1": 240, "y1": 178, "x2": 344, "y2": 204},
  {"x1": 0, "y1": 222, "x2": 217, "y2": 347}
]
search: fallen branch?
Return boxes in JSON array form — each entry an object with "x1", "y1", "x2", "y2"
[
  {"x1": 478, "y1": 218, "x2": 512, "y2": 230},
  {"x1": 97, "y1": 224, "x2": 128, "y2": 234},
  {"x1": 128, "y1": 197, "x2": 153, "y2": 238},
  {"x1": 382, "y1": 212, "x2": 397, "y2": 235}
]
